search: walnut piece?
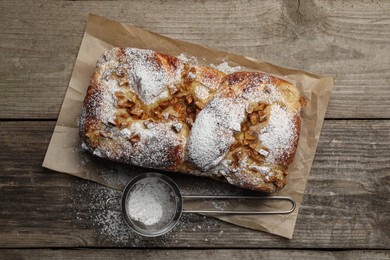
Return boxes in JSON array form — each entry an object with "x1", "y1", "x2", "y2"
[
  {"x1": 244, "y1": 131, "x2": 258, "y2": 141},
  {"x1": 114, "y1": 91, "x2": 125, "y2": 98},
  {"x1": 129, "y1": 134, "x2": 140, "y2": 144},
  {"x1": 229, "y1": 161, "x2": 239, "y2": 172},
  {"x1": 195, "y1": 101, "x2": 205, "y2": 110},
  {"x1": 168, "y1": 86, "x2": 178, "y2": 95},
  {"x1": 249, "y1": 112, "x2": 258, "y2": 125},
  {"x1": 119, "y1": 77, "x2": 128, "y2": 86},
  {"x1": 159, "y1": 100, "x2": 170, "y2": 109},
  {"x1": 255, "y1": 103, "x2": 267, "y2": 111},
  {"x1": 123, "y1": 100, "x2": 135, "y2": 109},
  {"x1": 232, "y1": 149, "x2": 243, "y2": 160},
  {"x1": 249, "y1": 149, "x2": 264, "y2": 163},
  {"x1": 258, "y1": 148, "x2": 269, "y2": 157},
  {"x1": 130, "y1": 107, "x2": 144, "y2": 117},
  {"x1": 143, "y1": 120, "x2": 156, "y2": 129},
  {"x1": 185, "y1": 95, "x2": 194, "y2": 104},
  {"x1": 173, "y1": 102, "x2": 186, "y2": 114},
  {"x1": 152, "y1": 106, "x2": 163, "y2": 117},
  {"x1": 258, "y1": 111, "x2": 267, "y2": 122},
  {"x1": 171, "y1": 122, "x2": 183, "y2": 133}
]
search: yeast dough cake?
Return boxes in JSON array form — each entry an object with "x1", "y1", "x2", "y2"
[{"x1": 80, "y1": 48, "x2": 306, "y2": 193}]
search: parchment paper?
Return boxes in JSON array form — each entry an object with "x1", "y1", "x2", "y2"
[{"x1": 43, "y1": 14, "x2": 333, "y2": 239}]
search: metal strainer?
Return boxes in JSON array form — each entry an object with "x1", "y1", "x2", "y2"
[{"x1": 115, "y1": 172, "x2": 296, "y2": 237}]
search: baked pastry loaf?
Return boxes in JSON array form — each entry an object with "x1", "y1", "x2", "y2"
[{"x1": 80, "y1": 47, "x2": 305, "y2": 193}]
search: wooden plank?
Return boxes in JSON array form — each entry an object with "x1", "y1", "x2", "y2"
[
  {"x1": 0, "y1": 249, "x2": 389, "y2": 260},
  {"x1": 0, "y1": 120, "x2": 389, "y2": 248},
  {"x1": 0, "y1": 0, "x2": 390, "y2": 119}
]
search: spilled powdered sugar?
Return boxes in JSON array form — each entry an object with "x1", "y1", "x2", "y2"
[
  {"x1": 68, "y1": 182, "x2": 134, "y2": 244},
  {"x1": 68, "y1": 177, "x2": 228, "y2": 246},
  {"x1": 177, "y1": 53, "x2": 199, "y2": 65},
  {"x1": 211, "y1": 62, "x2": 243, "y2": 74},
  {"x1": 260, "y1": 104, "x2": 295, "y2": 163},
  {"x1": 177, "y1": 53, "x2": 243, "y2": 76},
  {"x1": 68, "y1": 180, "x2": 171, "y2": 246},
  {"x1": 124, "y1": 48, "x2": 183, "y2": 105}
]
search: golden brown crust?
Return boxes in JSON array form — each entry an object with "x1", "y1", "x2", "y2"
[{"x1": 80, "y1": 48, "x2": 305, "y2": 193}]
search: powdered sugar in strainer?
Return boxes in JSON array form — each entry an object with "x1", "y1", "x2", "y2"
[{"x1": 108, "y1": 172, "x2": 295, "y2": 237}]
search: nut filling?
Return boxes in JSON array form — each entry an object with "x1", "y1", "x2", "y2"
[
  {"x1": 112, "y1": 63, "x2": 208, "y2": 135},
  {"x1": 229, "y1": 102, "x2": 271, "y2": 169}
]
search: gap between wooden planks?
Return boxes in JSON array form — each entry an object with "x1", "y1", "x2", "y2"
[
  {"x1": 0, "y1": 120, "x2": 389, "y2": 249},
  {"x1": 0, "y1": 0, "x2": 389, "y2": 119}
]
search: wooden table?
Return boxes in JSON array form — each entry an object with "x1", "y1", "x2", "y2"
[{"x1": 1, "y1": 0, "x2": 389, "y2": 259}]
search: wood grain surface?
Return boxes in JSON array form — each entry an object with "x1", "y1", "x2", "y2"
[
  {"x1": 1, "y1": 0, "x2": 389, "y2": 258},
  {"x1": 1, "y1": 0, "x2": 389, "y2": 119},
  {"x1": 1, "y1": 249, "x2": 389, "y2": 260},
  {"x1": 1, "y1": 121, "x2": 389, "y2": 248}
]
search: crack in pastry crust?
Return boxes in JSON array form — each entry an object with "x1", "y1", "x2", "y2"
[{"x1": 80, "y1": 47, "x2": 305, "y2": 193}]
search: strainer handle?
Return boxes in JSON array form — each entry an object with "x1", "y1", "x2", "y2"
[{"x1": 181, "y1": 195, "x2": 296, "y2": 215}]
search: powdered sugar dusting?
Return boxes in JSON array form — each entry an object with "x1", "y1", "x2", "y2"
[
  {"x1": 260, "y1": 104, "x2": 295, "y2": 163},
  {"x1": 214, "y1": 98, "x2": 245, "y2": 132},
  {"x1": 187, "y1": 110, "x2": 231, "y2": 170},
  {"x1": 101, "y1": 78, "x2": 120, "y2": 124},
  {"x1": 124, "y1": 48, "x2": 183, "y2": 105},
  {"x1": 210, "y1": 159, "x2": 231, "y2": 177},
  {"x1": 127, "y1": 122, "x2": 185, "y2": 168},
  {"x1": 242, "y1": 77, "x2": 284, "y2": 104},
  {"x1": 187, "y1": 97, "x2": 245, "y2": 171}
]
